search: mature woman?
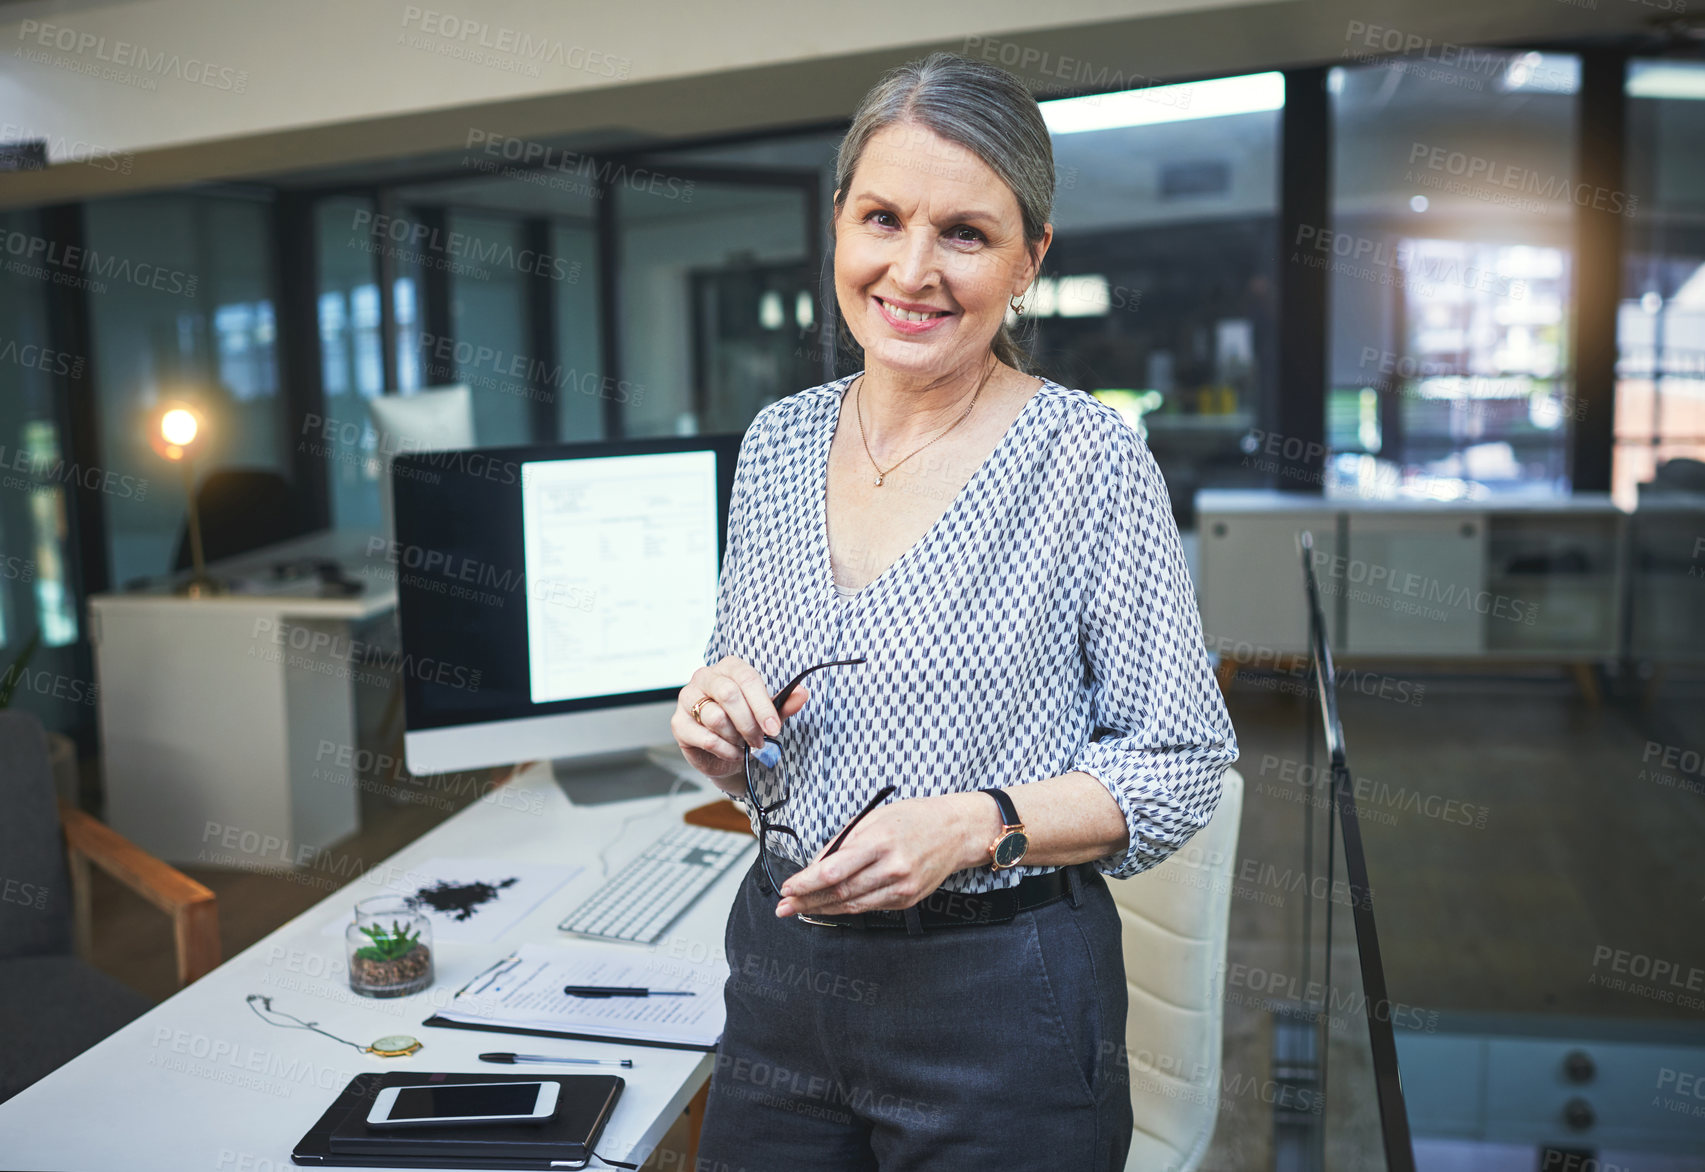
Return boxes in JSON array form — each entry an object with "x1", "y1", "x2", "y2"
[{"x1": 671, "y1": 51, "x2": 1237, "y2": 1172}]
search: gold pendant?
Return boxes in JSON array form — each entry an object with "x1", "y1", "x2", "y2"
[{"x1": 874, "y1": 475, "x2": 884, "y2": 486}]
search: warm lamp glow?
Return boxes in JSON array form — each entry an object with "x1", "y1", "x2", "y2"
[{"x1": 161, "y1": 408, "x2": 199, "y2": 446}]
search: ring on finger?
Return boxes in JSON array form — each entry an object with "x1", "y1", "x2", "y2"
[{"x1": 689, "y1": 695, "x2": 715, "y2": 725}]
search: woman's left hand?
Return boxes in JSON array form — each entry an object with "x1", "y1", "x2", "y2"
[{"x1": 776, "y1": 793, "x2": 988, "y2": 917}]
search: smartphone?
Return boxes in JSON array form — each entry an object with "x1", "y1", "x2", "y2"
[{"x1": 366, "y1": 1080, "x2": 559, "y2": 1128}]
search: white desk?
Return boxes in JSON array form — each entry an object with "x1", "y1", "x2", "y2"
[
  {"x1": 0, "y1": 760, "x2": 748, "y2": 1171},
  {"x1": 90, "y1": 529, "x2": 399, "y2": 866}
]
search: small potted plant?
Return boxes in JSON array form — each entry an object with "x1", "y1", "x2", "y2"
[{"x1": 346, "y1": 896, "x2": 433, "y2": 998}]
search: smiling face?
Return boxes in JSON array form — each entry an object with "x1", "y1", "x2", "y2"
[{"x1": 834, "y1": 121, "x2": 1050, "y2": 383}]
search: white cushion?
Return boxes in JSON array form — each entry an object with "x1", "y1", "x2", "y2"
[{"x1": 1113, "y1": 768, "x2": 1244, "y2": 1172}]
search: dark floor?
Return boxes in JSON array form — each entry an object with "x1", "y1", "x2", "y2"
[
  {"x1": 76, "y1": 669, "x2": 1705, "y2": 1170},
  {"x1": 1198, "y1": 666, "x2": 1705, "y2": 1170}
]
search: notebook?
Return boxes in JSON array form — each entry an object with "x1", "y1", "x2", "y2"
[
  {"x1": 292, "y1": 1072, "x2": 622, "y2": 1169},
  {"x1": 424, "y1": 943, "x2": 727, "y2": 1052}
]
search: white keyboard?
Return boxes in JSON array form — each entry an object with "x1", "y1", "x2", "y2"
[{"x1": 558, "y1": 823, "x2": 755, "y2": 944}]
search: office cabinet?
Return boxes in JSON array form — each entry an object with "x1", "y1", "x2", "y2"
[
  {"x1": 1198, "y1": 502, "x2": 1340, "y2": 655},
  {"x1": 1340, "y1": 513, "x2": 1485, "y2": 656},
  {"x1": 1195, "y1": 491, "x2": 1624, "y2": 667}
]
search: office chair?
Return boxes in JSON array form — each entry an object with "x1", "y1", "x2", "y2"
[
  {"x1": 0, "y1": 712, "x2": 220, "y2": 1104},
  {"x1": 1111, "y1": 767, "x2": 1245, "y2": 1172},
  {"x1": 171, "y1": 467, "x2": 309, "y2": 571}
]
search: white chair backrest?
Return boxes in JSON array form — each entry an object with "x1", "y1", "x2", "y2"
[
  {"x1": 368, "y1": 385, "x2": 475, "y2": 541},
  {"x1": 1111, "y1": 767, "x2": 1244, "y2": 1172}
]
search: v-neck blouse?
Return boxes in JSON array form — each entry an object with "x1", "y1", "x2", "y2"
[{"x1": 704, "y1": 372, "x2": 1238, "y2": 894}]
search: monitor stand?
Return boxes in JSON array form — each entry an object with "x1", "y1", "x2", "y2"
[{"x1": 550, "y1": 748, "x2": 695, "y2": 806}]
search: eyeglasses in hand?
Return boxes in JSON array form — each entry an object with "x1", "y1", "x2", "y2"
[{"x1": 744, "y1": 657, "x2": 895, "y2": 902}]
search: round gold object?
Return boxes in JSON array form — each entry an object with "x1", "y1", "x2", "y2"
[
  {"x1": 366, "y1": 1035, "x2": 423, "y2": 1058},
  {"x1": 690, "y1": 696, "x2": 714, "y2": 725}
]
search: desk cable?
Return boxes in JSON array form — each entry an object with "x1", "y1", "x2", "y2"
[{"x1": 592, "y1": 769, "x2": 697, "y2": 881}]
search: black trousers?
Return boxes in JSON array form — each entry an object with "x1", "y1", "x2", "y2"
[{"x1": 695, "y1": 860, "x2": 1134, "y2": 1171}]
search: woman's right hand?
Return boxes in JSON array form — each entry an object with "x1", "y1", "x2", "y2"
[{"x1": 673, "y1": 656, "x2": 809, "y2": 794}]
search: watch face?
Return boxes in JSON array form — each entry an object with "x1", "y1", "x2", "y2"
[{"x1": 993, "y1": 832, "x2": 1028, "y2": 868}]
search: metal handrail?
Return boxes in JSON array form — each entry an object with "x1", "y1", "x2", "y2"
[{"x1": 1298, "y1": 530, "x2": 1417, "y2": 1172}]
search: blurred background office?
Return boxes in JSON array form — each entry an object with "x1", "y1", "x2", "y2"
[{"x1": 1, "y1": 0, "x2": 1703, "y2": 1169}]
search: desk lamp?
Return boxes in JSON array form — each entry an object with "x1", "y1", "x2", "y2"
[{"x1": 149, "y1": 401, "x2": 222, "y2": 597}]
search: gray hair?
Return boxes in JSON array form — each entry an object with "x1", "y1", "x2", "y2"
[{"x1": 832, "y1": 51, "x2": 1054, "y2": 373}]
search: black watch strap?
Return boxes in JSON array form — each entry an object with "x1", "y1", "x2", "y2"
[{"x1": 978, "y1": 787, "x2": 1021, "y2": 828}]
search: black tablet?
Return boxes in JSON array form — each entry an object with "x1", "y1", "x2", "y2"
[{"x1": 292, "y1": 1072, "x2": 623, "y2": 1169}]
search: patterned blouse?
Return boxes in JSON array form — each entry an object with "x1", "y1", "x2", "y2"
[{"x1": 703, "y1": 372, "x2": 1238, "y2": 894}]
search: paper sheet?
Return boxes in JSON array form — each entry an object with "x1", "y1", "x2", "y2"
[{"x1": 440, "y1": 943, "x2": 727, "y2": 1048}]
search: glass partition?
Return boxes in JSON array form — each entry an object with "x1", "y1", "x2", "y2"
[
  {"x1": 84, "y1": 192, "x2": 285, "y2": 586},
  {"x1": 1039, "y1": 75, "x2": 1282, "y2": 527},
  {"x1": 615, "y1": 177, "x2": 816, "y2": 437},
  {"x1": 1328, "y1": 52, "x2": 1580, "y2": 500},
  {"x1": 0, "y1": 208, "x2": 89, "y2": 737}
]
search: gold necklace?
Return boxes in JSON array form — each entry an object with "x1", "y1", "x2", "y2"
[{"x1": 854, "y1": 360, "x2": 995, "y2": 487}]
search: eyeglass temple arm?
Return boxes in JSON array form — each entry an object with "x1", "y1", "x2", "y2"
[
  {"x1": 823, "y1": 785, "x2": 897, "y2": 859},
  {"x1": 771, "y1": 656, "x2": 866, "y2": 710}
]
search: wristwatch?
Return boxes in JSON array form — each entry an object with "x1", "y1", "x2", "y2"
[{"x1": 978, "y1": 788, "x2": 1029, "y2": 871}]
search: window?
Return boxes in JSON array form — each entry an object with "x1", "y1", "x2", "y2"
[
  {"x1": 1616, "y1": 59, "x2": 1705, "y2": 507},
  {"x1": 1327, "y1": 51, "x2": 1580, "y2": 500},
  {"x1": 315, "y1": 195, "x2": 390, "y2": 531},
  {"x1": 0, "y1": 209, "x2": 79, "y2": 652},
  {"x1": 85, "y1": 193, "x2": 286, "y2": 585},
  {"x1": 1038, "y1": 73, "x2": 1283, "y2": 524}
]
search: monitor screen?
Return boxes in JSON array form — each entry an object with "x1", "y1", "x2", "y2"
[
  {"x1": 521, "y1": 450, "x2": 719, "y2": 705},
  {"x1": 391, "y1": 436, "x2": 741, "y2": 742}
]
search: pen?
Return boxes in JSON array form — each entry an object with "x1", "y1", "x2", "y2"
[
  {"x1": 481, "y1": 1052, "x2": 633, "y2": 1068},
  {"x1": 563, "y1": 985, "x2": 695, "y2": 998}
]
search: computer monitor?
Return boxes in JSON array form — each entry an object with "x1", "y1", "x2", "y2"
[{"x1": 392, "y1": 435, "x2": 743, "y2": 801}]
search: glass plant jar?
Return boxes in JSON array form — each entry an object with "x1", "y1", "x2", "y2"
[{"x1": 346, "y1": 897, "x2": 433, "y2": 998}]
